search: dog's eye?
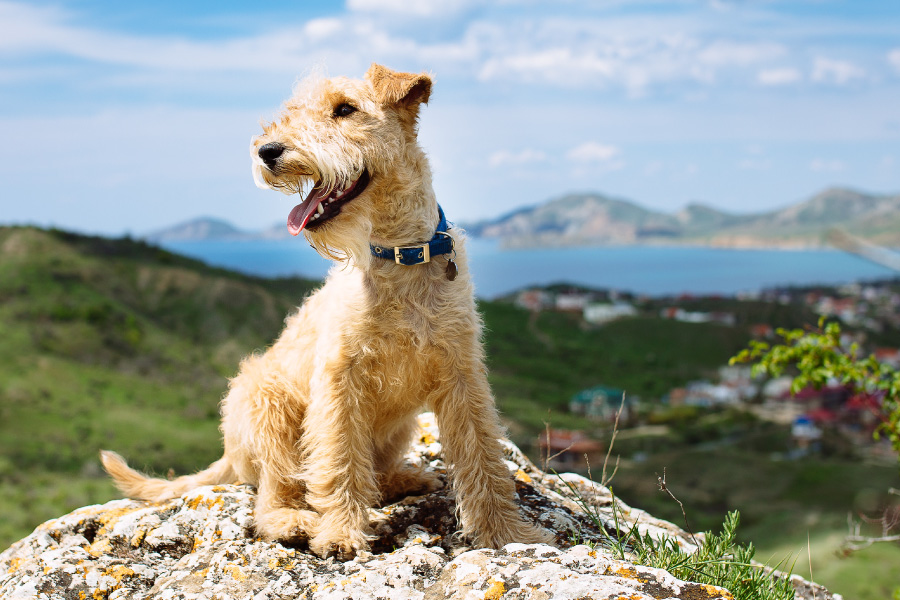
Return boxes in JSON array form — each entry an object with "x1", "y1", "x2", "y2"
[{"x1": 334, "y1": 103, "x2": 357, "y2": 118}]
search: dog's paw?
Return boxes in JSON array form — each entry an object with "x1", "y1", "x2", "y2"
[
  {"x1": 309, "y1": 529, "x2": 371, "y2": 561},
  {"x1": 516, "y1": 523, "x2": 556, "y2": 546},
  {"x1": 254, "y1": 508, "x2": 318, "y2": 543}
]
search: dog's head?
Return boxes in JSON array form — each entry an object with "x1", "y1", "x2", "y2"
[{"x1": 251, "y1": 64, "x2": 433, "y2": 261}]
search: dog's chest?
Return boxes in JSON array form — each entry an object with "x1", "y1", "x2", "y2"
[{"x1": 350, "y1": 301, "x2": 449, "y2": 396}]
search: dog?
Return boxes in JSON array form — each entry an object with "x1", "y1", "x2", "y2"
[{"x1": 101, "y1": 63, "x2": 551, "y2": 560}]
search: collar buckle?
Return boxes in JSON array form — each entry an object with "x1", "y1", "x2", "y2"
[{"x1": 394, "y1": 243, "x2": 430, "y2": 265}]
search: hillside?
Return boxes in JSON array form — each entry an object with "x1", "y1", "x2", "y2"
[
  {"x1": 467, "y1": 187, "x2": 900, "y2": 249},
  {"x1": 0, "y1": 225, "x2": 758, "y2": 549},
  {"x1": 1, "y1": 227, "x2": 897, "y2": 598},
  {"x1": 144, "y1": 217, "x2": 250, "y2": 242}
]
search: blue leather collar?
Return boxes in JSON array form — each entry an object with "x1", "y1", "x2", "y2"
[{"x1": 370, "y1": 205, "x2": 454, "y2": 266}]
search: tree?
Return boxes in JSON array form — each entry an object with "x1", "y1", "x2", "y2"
[{"x1": 731, "y1": 317, "x2": 900, "y2": 456}]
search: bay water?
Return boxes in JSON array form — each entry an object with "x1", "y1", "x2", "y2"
[{"x1": 159, "y1": 238, "x2": 898, "y2": 299}]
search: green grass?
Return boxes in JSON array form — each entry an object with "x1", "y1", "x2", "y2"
[
  {"x1": 482, "y1": 301, "x2": 754, "y2": 448},
  {"x1": 608, "y1": 448, "x2": 900, "y2": 600},
  {"x1": 0, "y1": 226, "x2": 319, "y2": 547},
  {"x1": 768, "y1": 531, "x2": 900, "y2": 600}
]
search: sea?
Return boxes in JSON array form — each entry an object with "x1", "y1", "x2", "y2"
[{"x1": 158, "y1": 238, "x2": 899, "y2": 299}]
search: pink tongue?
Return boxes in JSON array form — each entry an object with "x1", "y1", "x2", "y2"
[{"x1": 287, "y1": 187, "x2": 329, "y2": 236}]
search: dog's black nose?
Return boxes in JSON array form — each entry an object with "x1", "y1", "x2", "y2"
[{"x1": 258, "y1": 142, "x2": 285, "y2": 168}]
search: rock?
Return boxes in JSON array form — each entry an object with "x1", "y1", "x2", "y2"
[{"x1": 1, "y1": 413, "x2": 839, "y2": 600}]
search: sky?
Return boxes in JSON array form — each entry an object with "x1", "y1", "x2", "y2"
[{"x1": 1, "y1": 0, "x2": 899, "y2": 236}]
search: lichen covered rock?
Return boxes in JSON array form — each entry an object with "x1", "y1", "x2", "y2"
[{"x1": 0, "y1": 414, "x2": 838, "y2": 599}]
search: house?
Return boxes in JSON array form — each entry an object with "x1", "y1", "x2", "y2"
[
  {"x1": 538, "y1": 428, "x2": 604, "y2": 469},
  {"x1": 658, "y1": 308, "x2": 734, "y2": 326},
  {"x1": 678, "y1": 380, "x2": 741, "y2": 407},
  {"x1": 791, "y1": 415, "x2": 822, "y2": 454},
  {"x1": 570, "y1": 385, "x2": 630, "y2": 421},
  {"x1": 874, "y1": 347, "x2": 900, "y2": 368},
  {"x1": 515, "y1": 289, "x2": 552, "y2": 312},
  {"x1": 555, "y1": 293, "x2": 591, "y2": 312},
  {"x1": 583, "y1": 302, "x2": 637, "y2": 325},
  {"x1": 751, "y1": 323, "x2": 773, "y2": 339},
  {"x1": 815, "y1": 296, "x2": 862, "y2": 325}
]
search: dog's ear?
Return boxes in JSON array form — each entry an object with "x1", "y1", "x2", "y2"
[{"x1": 366, "y1": 63, "x2": 432, "y2": 109}]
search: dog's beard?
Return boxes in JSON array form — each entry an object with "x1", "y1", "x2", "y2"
[{"x1": 304, "y1": 212, "x2": 373, "y2": 270}]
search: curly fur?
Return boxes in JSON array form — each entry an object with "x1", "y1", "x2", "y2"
[{"x1": 101, "y1": 63, "x2": 552, "y2": 560}]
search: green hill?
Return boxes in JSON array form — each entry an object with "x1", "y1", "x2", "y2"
[
  {"x1": 2, "y1": 226, "x2": 897, "y2": 599},
  {"x1": 0, "y1": 225, "x2": 755, "y2": 547},
  {"x1": 0, "y1": 227, "x2": 318, "y2": 544}
]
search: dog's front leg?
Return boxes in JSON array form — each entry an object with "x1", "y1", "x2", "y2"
[
  {"x1": 433, "y1": 364, "x2": 554, "y2": 549},
  {"x1": 300, "y1": 372, "x2": 379, "y2": 560}
]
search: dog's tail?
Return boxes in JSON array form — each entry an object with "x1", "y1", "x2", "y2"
[{"x1": 100, "y1": 450, "x2": 236, "y2": 502}]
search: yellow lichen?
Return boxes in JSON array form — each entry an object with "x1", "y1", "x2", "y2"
[
  {"x1": 223, "y1": 564, "x2": 248, "y2": 582},
  {"x1": 484, "y1": 578, "x2": 506, "y2": 600},
  {"x1": 105, "y1": 565, "x2": 135, "y2": 581},
  {"x1": 268, "y1": 556, "x2": 297, "y2": 571},
  {"x1": 93, "y1": 504, "x2": 151, "y2": 537},
  {"x1": 6, "y1": 557, "x2": 22, "y2": 574},
  {"x1": 186, "y1": 494, "x2": 225, "y2": 511},
  {"x1": 85, "y1": 539, "x2": 113, "y2": 558},
  {"x1": 700, "y1": 583, "x2": 734, "y2": 599},
  {"x1": 608, "y1": 564, "x2": 640, "y2": 579},
  {"x1": 130, "y1": 529, "x2": 146, "y2": 548},
  {"x1": 514, "y1": 469, "x2": 532, "y2": 483}
]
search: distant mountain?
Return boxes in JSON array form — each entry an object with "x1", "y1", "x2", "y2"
[
  {"x1": 144, "y1": 187, "x2": 900, "y2": 249},
  {"x1": 465, "y1": 187, "x2": 900, "y2": 249},
  {"x1": 145, "y1": 217, "x2": 250, "y2": 242},
  {"x1": 145, "y1": 217, "x2": 294, "y2": 242}
]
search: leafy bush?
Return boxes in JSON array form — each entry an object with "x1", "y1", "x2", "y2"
[{"x1": 731, "y1": 317, "x2": 900, "y2": 457}]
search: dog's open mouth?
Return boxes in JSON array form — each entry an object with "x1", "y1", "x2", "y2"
[{"x1": 287, "y1": 170, "x2": 371, "y2": 235}]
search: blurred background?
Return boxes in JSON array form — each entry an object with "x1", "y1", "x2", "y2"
[{"x1": 1, "y1": 1, "x2": 899, "y2": 597}]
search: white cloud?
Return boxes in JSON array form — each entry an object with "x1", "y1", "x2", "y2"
[
  {"x1": 474, "y1": 21, "x2": 796, "y2": 94},
  {"x1": 488, "y1": 148, "x2": 547, "y2": 168},
  {"x1": 346, "y1": 0, "x2": 475, "y2": 17},
  {"x1": 696, "y1": 40, "x2": 784, "y2": 67},
  {"x1": 757, "y1": 67, "x2": 801, "y2": 86},
  {"x1": 0, "y1": 2, "x2": 310, "y2": 72},
  {"x1": 811, "y1": 57, "x2": 865, "y2": 85},
  {"x1": 809, "y1": 158, "x2": 845, "y2": 172},
  {"x1": 2, "y1": 0, "x2": 882, "y2": 100},
  {"x1": 479, "y1": 47, "x2": 617, "y2": 86},
  {"x1": 889, "y1": 49, "x2": 900, "y2": 73},
  {"x1": 567, "y1": 142, "x2": 621, "y2": 163}
]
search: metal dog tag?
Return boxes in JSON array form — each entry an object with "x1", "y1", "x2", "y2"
[{"x1": 445, "y1": 259, "x2": 458, "y2": 281}]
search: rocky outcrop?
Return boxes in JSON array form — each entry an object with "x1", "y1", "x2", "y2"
[{"x1": 0, "y1": 414, "x2": 837, "y2": 600}]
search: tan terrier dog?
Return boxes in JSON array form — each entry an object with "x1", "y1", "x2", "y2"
[{"x1": 101, "y1": 63, "x2": 551, "y2": 560}]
